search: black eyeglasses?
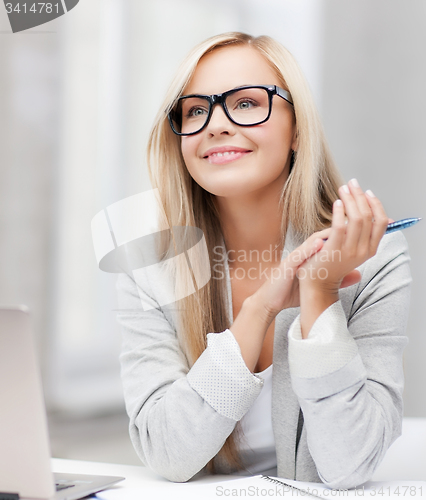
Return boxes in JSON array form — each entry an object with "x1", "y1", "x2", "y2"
[{"x1": 168, "y1": 85, "x2": 293, "y2": 136}]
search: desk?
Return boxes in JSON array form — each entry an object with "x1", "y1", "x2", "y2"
[
  {"x1": 52, "y1": 457, "x2": 426, "y2": 499},
  {"x1": 52, "y1": 457, "x2": 238, "y2": 499},
  {"x1": 51, "y1": 417, "x2": 426, "y2": 498},
  {"x1": 51, "y1": 457, "x2": 234, "y2": 487}
]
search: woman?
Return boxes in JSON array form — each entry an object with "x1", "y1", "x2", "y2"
[{"x1": 117, "y1": 32, "x2": 411, "y2": 488}]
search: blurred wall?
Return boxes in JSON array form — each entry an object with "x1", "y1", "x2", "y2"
[
  {"x1": 0, "y1": 5, "x2": 61, "y2": 374},
  {"x1": 321, "y1": 0, "x2": 426, "y2": 417},
  {"x1": 0, "y1": 0, "x2": 424, "y2": 420}
]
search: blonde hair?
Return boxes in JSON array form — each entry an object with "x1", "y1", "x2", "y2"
[{"x1": 146, "y1": 32, "x2": 344, "y2": 473}]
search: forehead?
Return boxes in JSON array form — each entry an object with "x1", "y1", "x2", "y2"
[{"x1": 184, "y1": 45, "x2": 280, "y2": 95}]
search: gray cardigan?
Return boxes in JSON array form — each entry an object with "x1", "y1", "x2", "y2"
[{"x1": 116, "y1": 229, "x2": 411, "y2": 489}]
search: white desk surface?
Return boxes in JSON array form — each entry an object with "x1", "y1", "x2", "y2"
[
  {"x1": 51, "y1": 456, "x2": 234, "y2": 487},
  {"x1": 51, "y1": 417, "x2": 426, "y2": 498},
  {"x1": 51, "y1": 456, "x2": 426, "y2": 500},
  {"x1": 51, "y1": 457, "x2": 239, "y2": 499}
]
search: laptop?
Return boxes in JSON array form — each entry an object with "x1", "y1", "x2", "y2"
[{"x1": 0, "y1": 306, "x2": 125, "y2": 500}]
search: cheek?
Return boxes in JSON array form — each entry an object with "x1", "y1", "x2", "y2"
[
  {"x1": 256, "y1": 124, "x2": 294, "y2": 163},
  {"x1": 180, "y1": 137, "x2": 199, "y2": 167}
]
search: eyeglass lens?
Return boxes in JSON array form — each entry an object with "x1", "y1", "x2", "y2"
[{"x1": 172, "y1": 87, "x2": 270, "y2": 135}]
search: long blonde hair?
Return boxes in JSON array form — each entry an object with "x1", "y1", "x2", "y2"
[{"x1": 146, "y1": 32, "x2": 343, "y2": 473}]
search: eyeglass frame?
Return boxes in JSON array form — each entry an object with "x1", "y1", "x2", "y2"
[{"x1": 167, "y1": 84, "x2": 294, "y2": 136}]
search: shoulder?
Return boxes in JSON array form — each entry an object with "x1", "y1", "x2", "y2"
[
  {"x1": 339, "y1": 231, "x2": 412, "y2": 318},
  {"x1": 359, "y1": 230, "x2": 411, "y2": 280},
  {"x1": 343, "y1": 230, "x2": 411, "y2": 285},
  {"x1": 116, "y1": 260, "x2": 177, "y2": 307},
  {"x1": 116, "y1": 265, "x2": 181, "y2": 333},
  {"x1": 375, "y1": 230, "x2": 409, "y2": 260}
]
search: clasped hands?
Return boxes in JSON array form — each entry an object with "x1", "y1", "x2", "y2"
[{"x1": 255, "y1": 179, "x2": 392, "y2": 321}]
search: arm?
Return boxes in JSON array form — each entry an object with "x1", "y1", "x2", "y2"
[
  {"x1": 288, "y1": 230, "x2": 411, "y2": 489},
  {"x1": 117, "y1": 230, "x2": 329, "y2": 479},
  {"x1": 298, "y1": 181, "x2": 387, "y2": 338},
  {"x1": 230, "y1": 231, "x2": 335, "y2": 372},
  {"x1": 116, "y1": 268, "x2": 263, "y2": 482}
]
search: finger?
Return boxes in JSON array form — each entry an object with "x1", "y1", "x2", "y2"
[
  {"x1": 314, "y1": 227, "x2": 333, "y2": 242},
  {"x1": 365, "y1": 190, "x2": 389, "y2": 254},
  {"x1": 315, "y1": 227, "x2": 333, "y2": 238},
  {"x1": 347, "y1": 178, "x2": 373, "y2": 255},
  {"x1": 326, "y1": 199, "x2": 346, "y2": 249},
  {"x1": 338, "y1": 183, "x2": 363, "y2": 250},
  {"x1": 285, "y1": 234, "x2": 324, "y2": 270}
]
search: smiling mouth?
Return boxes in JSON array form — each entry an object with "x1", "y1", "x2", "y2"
[{"x1": 204, "y1": 150, "x2": 252, "y2": 164}]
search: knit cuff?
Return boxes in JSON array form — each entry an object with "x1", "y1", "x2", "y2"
[
  {"x1": 187, "y1": 329, "x2": 263, "y2": 421},
  {"x1": 288, "y1": 300, "x2": 358, "y2": 379}
]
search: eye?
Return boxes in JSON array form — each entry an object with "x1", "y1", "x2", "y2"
[
  {"x1": 186, "y1": 106, "x2": 208, "y2": 118},
  {"x1": 234, "y1": 99, "x2": 258, "y2": 111}
]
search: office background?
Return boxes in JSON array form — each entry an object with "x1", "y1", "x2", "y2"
[{"x1": 0, "y1": 0, "x2": 425, "y2": 464}]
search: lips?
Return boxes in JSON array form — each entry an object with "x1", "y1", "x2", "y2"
[{"x1": 203, "y1": 146, "x2": 252, "y2": 165}]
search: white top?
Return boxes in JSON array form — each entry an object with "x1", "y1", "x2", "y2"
[
  {"x1": 238, "y1": 364, "x2": 277, "y2": 475},
  {"x1": 187, "y1": 299, "x2": 359, "y2": 423}
]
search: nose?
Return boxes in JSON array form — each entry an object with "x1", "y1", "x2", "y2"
[{"x1": 205, "y1": 103, "x2": 236, "y2": 136}]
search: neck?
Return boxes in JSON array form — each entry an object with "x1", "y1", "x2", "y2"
[{"x1": 214, "y1": 187, "x2": 286, "y2": 268}]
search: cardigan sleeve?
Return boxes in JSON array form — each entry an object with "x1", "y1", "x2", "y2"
[
  {"x1": 116, "y1": 267, "x2": 263, "y2": 482},
  {"x1": 287, "y1": 231, "x2": 411, "y2": 489}
]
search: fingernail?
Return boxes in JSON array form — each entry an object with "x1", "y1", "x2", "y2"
[
  {"x1": 366, "y1": 189, "x2": 375, "y2": 198},
  {"x1": 335, "y1": 199, "x2": 343, "y2": 207},
  {"x1": 341, "y1": 185, "x2": 350, "y2": 194},
  {"x1": 349, "y1": 178, "x2": 359, "y2": 188}
]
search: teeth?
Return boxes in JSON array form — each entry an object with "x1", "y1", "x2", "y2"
[{"x1": 212, "y1": 151, "x2": 237, "y2": 157}]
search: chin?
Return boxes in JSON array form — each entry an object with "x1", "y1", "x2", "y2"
[
  {"x1": 200, "y1": 186, "x2": 242, "y2": 198},
  {"x1": 202, "y1": 183, "x2": 264, "y2": 199}
]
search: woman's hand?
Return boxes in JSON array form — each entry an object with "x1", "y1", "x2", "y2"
[
  {"x1": 253, "y1": 229, "x2": 328, "y2": 319},
  {"x1": 297, "y1": 179, "x2": 389, "y2": 295},
  {"x1": 231, "y1": 179, "x2": 390, "y2": 365},
  {"x1": 251, "y1": 227, "x2": 361, "y2": 324}
]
